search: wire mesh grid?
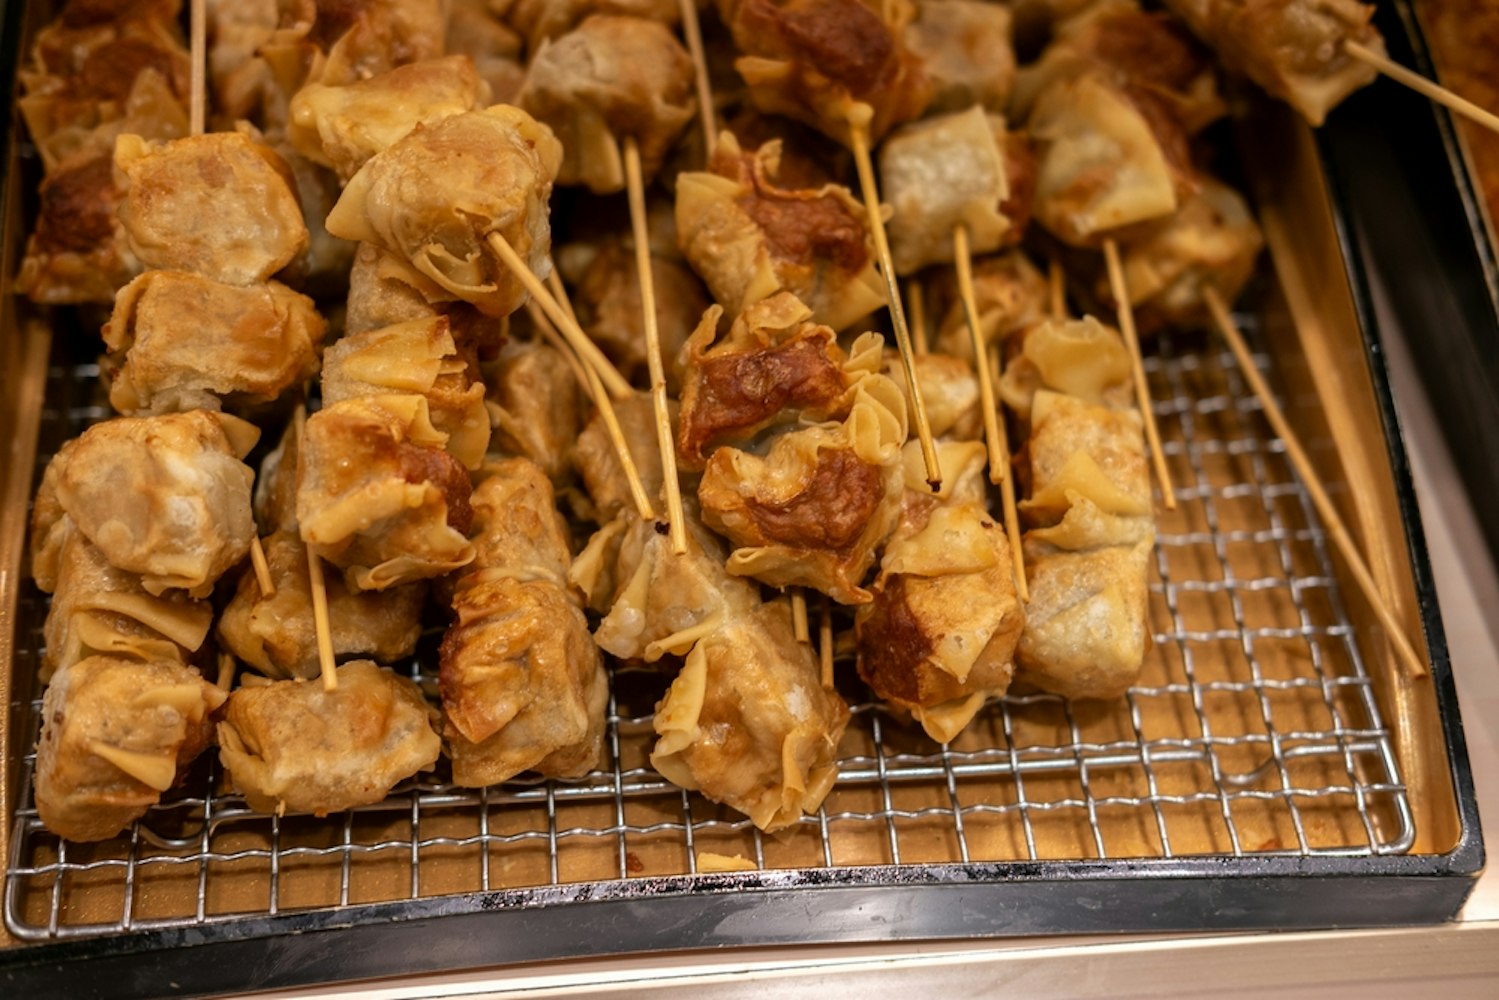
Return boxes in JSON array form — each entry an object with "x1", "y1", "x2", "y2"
[{"x1": 3, "y1": 317, "x2": 1414, "y2": 943}]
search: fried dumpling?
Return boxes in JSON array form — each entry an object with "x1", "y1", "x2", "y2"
[
  {"x1": 16, "y1": 152, "x2": 143, "y2": 304},
  {"x1": 998, "y1": 315, "x2": 1135, "y2": 422},
  {"x1": 501, "y1": 0, "x2": 680, "y2": 51},
  {"x1": 217, "y1": 660, "x2": 442, "y2": 816},
  {"x1": 903, "y1": 0, "x2": 1016, "y2": 114},
  {"x1": 486, "y1": 336, "x2": 587, "y2": 487},
  {"x1": 1020, "y1": 389, "x2": 1151, "y2": 527}
]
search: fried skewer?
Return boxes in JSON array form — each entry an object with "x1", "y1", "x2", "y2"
[
  {"x1": 1104, "y1": 237, "x2": 1177, "y2": 511},
  {"x1": 1202, "y1": 287, "x2": 1427, "y2": 678},
  {"x1": 907, "y1": 279, "x2": 930, "y2": 356}
]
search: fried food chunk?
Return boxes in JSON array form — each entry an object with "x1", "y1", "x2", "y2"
[
  {"x1": 35, "y1": 655, "x2": 225, "y2": 842},
  {"x1": 217, "y1": 660, "x2": 442, "y2": 816},
  {"x1": 486, "y1": 337, "x2": 587, "y2": 487},
  {"x1": 114, "y1": 130, "x2": 309, "y2": 284},
  {"x1": 903, "y1": 0, "x2": 1016, "y2": 114},
  {"x1": 17, "y1": 152, "x2": 143, "y2": 304},
  {"x1": 517, "y1": 14, "x2": 694, "y2": 193},
  {"x1": 856, "y1": 442, "x2": 1025, "y2": 742},
  {"x1": 103, "y1": 270, "x2": 326, "y2": 415},
  {"x1": 501, "y1": 0, "x2": 680, "y2": 50},
  {"x1": 326, "y1": 105, "x2": 562, "y2": 317},
  {"x1": 42, "y1": 410, "x2": 259, "y2": 598},
  {"x1": 676, "y1": 133, "x2": 884, "y2": 331}
]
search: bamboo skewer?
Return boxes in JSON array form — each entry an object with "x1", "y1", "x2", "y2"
[
  {"x1": 791, "y1": 591, "x2": 810, "y2": 643},
  {"x1": 848, "y1": 116, "x2": 942, "y2": 491},
  {"x1": 189, "y1": 0, "x2": 206, "y2": 135},
  {"x1": 1344, "y1": 40, "x2": 1499, "y2": 138},
  {"x1": 990, "y1": 350, "x2": 1029, "y2": 603},
  {"x1": 623, "y1": 135, "x2": 688, "y2": 554},
  {"x1": 1048, "y1": 255, "x2": 1067, "y2": 320},
  {"x1": 1102, "y1": 237, "x2": 1176, "y2": 511},
  {"x1": 678, "y1": 0, "x2": 718, "y2": 155},
  {"x1": 1202, "y1": 287, "x2": 1428, "y2": 679},
  {"x1": 289, "y1": 404, "x2": 338, "y2": 692},
  {"x1": 818, "y1": 595, "x2": 835, "y2": 690},
  {"x1": 487, "y1": 232, "x2": 634, "y2": 400},
  {"x1": 525, "y1": 300, "x2": 657, "y2": 522},
  {"x1": 907, "y1": 279, "x2": 929, "y2": 356},
  {"x1": 248, "y1": 535, "x2": 276, "y2": 597}
]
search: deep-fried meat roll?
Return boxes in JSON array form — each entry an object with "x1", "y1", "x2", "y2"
[
  {"x1": 903, "y1": 0, "x2": 1015, "y2": 114},
  {"x1": 572, "y1": 393, "x2": 668, "y2": 525},
  {"x1": 114, "y1": 130, "x2": 309, "y2": 284},
  {"x1": 321, "y1": 316, "x2": 490, "y2": 469},
  {"x1": 35, "y1": 655, "x2": 225, "y2": 842},
  {"x1": 296, "y1": 396, "x2": 476, "y2": 590},
  {"x1": 651, "y1": 598, "x2": 848, "y2": 832},
  {"x1": 325, "y1": 105, "x2": 562, "y2": 317},
  {"x1": 486, "y1": 337, "x2": 587, "y2": 487},
  {"x1": 42, "y1": 410, "x2": 259, "y2": 597},
  {"x1": 856, "y1": 441, "x2": 1024, "y2": 742},
  {"x1": 103, "y1": 270, "x2": 326, "y2": 415},
  {"x1": 676, "y1": 133, "x2": 883, "y2": 332},
  {"x1": 288, "y1": 55, "x2": 488, "y2": 181},
  {"x1": 217, "y1": 660, "x2": 442, "y2": 816},
  {"x1": 517, "y1": 15, "x2": 694, "y2": 194},
  {"x1": 884, "y1": 350, "x2": 980, "y2": 440}
]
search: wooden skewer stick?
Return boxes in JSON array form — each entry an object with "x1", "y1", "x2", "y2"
[
  {"x1": 1048, "y1": 255, "x2": 1067, "y2": 320},
  {"x1": 678, "y1": 0, "x2": 718, "y2": 156},
  {"x1": 791, "y1": 590, "x2": 811, "y2": 643},
  {"x1": 526, "y1": 300, "x2": 657, "y2": 522},
  {"x1": 189, "y1": 0, "x2": 206, "y2": 135},
  {"x1": 1345, "y1": 40, "x2": 1499, "y2": 138},
  {"x1": 486, "y1": 232, "x2": 634, "y2": 400},
  {"x1": 954, "y1": 225, "x2": 1006, "y2": 486},
  {"x1": 1202, "y1": 287, "x2": 1428, "y2": 679},
  {"x1": 990, "y1": 349, "x2": 1029, "y2": 603},
  {"x1": 305, "y1": 545, "x2": 339, "y2": 692},
  {"x1": 907, "y1": 279, "x2": 929, "y2": 356},
  {"x1": 1102, "y1": 237, "x2": 1176, "y2": 511},
  {"x1": 248, "y1": 534, "x2": 276, "y2": 597},
  {"x1": 848, "y1": 115, "x2": 942, "y2": 491},
  {"x1": 818, "y1": 595, "x2": 835, "y2": 690},
  {"x1": 216, "y1": 651, "x2": 236, "y2": 692},
  {"x1": 623, "y1": 135, "x2": 688, "y2": 554}
]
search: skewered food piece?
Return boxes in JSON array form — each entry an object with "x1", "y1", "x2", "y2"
[
  {"x1": 500, "y1": 0, "x2": 680, "y2": 51},
  {"x1": 930, "y1": 249, "x2": 1050, "y2": 359},
  {"x1": 572, "y1": 393, "x2": 668, "y2": 525},
  {"x1": 17, "y1": 153, "x2": 145, "y2": 304},
  {"x1": 878, "y1": 106, "x2": 1033, "y2": 275},
  {"x1": 1012, "y1": 0, "x2": 1226, "y2": 134},
  {"x1": 446, "y1": 0, "x2": 526, "y2": 104},
  {"x1": 903, "y1": 0, "x2": 1016, "y2": 114},
  {"x1": 856, "y1": 441, "x2": 1025, "y2": 743},
  {"x1": 885, "y1": 351, "x2": 981, "y2": 440},
  {"x1": 321, "y1": 315, "x2": 491, "y2": 470},
  {"x1": 102, "y1": 270, "x2": 326, "y2": 416},
  {"x1": 217, "y1": 660, "x2": 442, "y2": 816},
  {"x1": 325, "y1": 105, "x2": 562, "y2": 317},
  {"x1": 33, "y1": 516, "x2": 213, "y2": 682},
  {"x1": 296, "y1": 395, "x2": 476, "y2": 591},
  {"x1": 1161, "y1": 0, "x2": 1382, "y2": 126},
  {"x1": 998, "y1": 314, "x2": 1135, "y2": 422},
  {"x1": 1027, "y1": 68, "x2": 1194, "y2": 247},
  {"x1": 35, "y1": 654, "x2": 226, "y2": 843},
  {"x1": 440, "y1": 459, "x2": 608, "y2": 786},
  {"x1": 486, "y1": 336, "x2": 588, "y2": 487},
  {"x1": 651, "y1": 597, "x2": 848, "y2": 832},
  {"x1": 676, "y1": 132, "x2": 884, "y2": 332},
  {"x1": 344, "y1": 241, "x2": 443, "y2": 335},
  {"x1": 1020, "y1": 389, "x2": 1151, "y2": 525},
  {"x1": 1087, "y1": 176, "x2": 1264, "y2": 330},
  {"x1": 676, "y1": 294, "x2": 884, "y2": 469},
  {"x1": 556, "y1": 239, "x2": 710, "y2": 389},
  {"x1": 302, "y1": 0, "x2": 449, "y2": 88},
  {"x1": 718, "y1": 0, "x2": 932, "y2": 146},
  {"x1": 517, "y1": 14, "x2": 694, "y2": 194},
  {"x1": 1420, "y1": 0, "x2": 1499, "y2": 234},
  {"x1": 697, "y1": 364, "x2": 908, "y2": 604},
  {"x1": 218, "y1": 530, "x2": 427, "y2": 680},
  {"x1": 37, "y1": 410, "x2": 259, "y2": 598},
  {"x1": 114, "y1": 130, "x2": 310, "y2": 285},
  {"x1": 288, "y1": 55, "x2": 489, "y2": 181}
]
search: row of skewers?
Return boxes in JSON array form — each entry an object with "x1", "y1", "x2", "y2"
[{"x1": 15, "y1": 0, "x2": 1465, "y2": 846}]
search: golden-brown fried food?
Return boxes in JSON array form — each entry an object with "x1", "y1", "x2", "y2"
[
  {"x1": 446, "y1": 0, "x2": 526, "y2": 103},
  {"x1": 1021, "y1": 389, "x2": 1151, "y2": 527},
  {"x1": 325, "y1": 105, "x2": 562, "y2": 317},
  {"x1": 288, "y1": 55, "x2": 488, "y2": 181},
  {"x1": 114, "y1": 130, "x2": 310, "y2": 284},
  {"x1": 698, "y1": 371, "x2": 907, "y2": 604},
  {"x1": 883, "y1": 350, "x2": 980, "y2": 441},
  {"x1": 217, "y1": 660, "x2": 442, "y2": 816},
  {"x1": 856, "y1": 441, "x2": 1024, "y2": 742},
  {"x1": 321, "y1": 315, "x2": 490, "y2": 469},
  {"x1": 651, "y1": 598, "x2": 848, "y2": 832},
  {"x1": 344, "y1": 241, "x2": 442, "y2": 335},
  {"x1": 997, "y1": 315, "x2": 1135, "y2": 423},
  {"x1": 41, "y1": 410, "x2": 259, "y2": 597},
  {"x1": 16, "y1": 152, "x2": 143, "y2": 304},
  {"x1": 500, "y1": 0, "x2": 680, "y2": 50},
  {"x1": 486, "y1": 337, "x2": 587, "y2": 487},
  {"x1": 930, "y1": 249, "x2": 1049, "y2": 359},
  {"x1": 35, "y1": 655, "x2": 225, "y2": 842},
  {"x1": 676, "y1": 133, "x2": 883, "y2": 332},
  {"x1": 306, "y1": 0, "x2": 449, "y2": 88},
  {"x1": 517, "y1": 14, "x2": 694, "y2": 193},
  {"x1": 440, "y1": 459, "x2": 607, "y2": 785},
  {"x1": 719, "y1": 0, "x2": 932, "y2": 146},
  {"x1": 903, "y1": 0, "x2": 1015, "y2": 114},
  {"x1": 103, "y1": 270, "x2": 326, "y2": 415},
  {"x1": 217, "y1": 530, "x2": 427, "y2": 681}
]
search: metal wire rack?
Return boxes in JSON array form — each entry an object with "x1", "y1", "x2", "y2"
[{"x1": 3, "y1": 318, "x2": 1414, "y2": 943}]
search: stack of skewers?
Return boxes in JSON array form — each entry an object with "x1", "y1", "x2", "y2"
[{"x1": 12, "y1": 0, "x2": 1477, "y2": 849}]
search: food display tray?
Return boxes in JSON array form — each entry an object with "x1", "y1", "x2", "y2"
[{"x1": 0, "y1": 5, "x2": 1484, "y2": 999}]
